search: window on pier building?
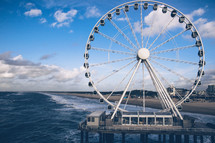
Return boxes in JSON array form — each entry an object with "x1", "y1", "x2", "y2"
[
  {"x1": 148, "y1": 117, "x2": 155, "y2": 125},
  {"x1": 131, "y1": 117, "x2": 138, "y2": 124},
  {"x1": 123, "y1": 117, "x2": 129, "y2": 124},
  {"x1": 139, "y1": 117, "x2": 146, "y2": 125},
  {"x1": 156, "y1": 117, "x2": 163, "y2": 125},
  {"x1": 165, "y1": 118, "x2": 172, "y2": 125},
  {"x1": 92, "y1": 117, "x2": 95, "y2": 122}
]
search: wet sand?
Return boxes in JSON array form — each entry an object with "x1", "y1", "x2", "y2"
[{"x1": 52, "y1": 92, "x2": 215, "y2": 116}]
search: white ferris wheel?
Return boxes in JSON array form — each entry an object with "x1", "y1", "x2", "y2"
[{"x1": 84, "y1": 0, "x2": 205, "y2": 120}]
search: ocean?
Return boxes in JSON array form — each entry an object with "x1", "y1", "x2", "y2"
[{"x1": 0, "y1": 92, "x2": 214, "y2": 143}]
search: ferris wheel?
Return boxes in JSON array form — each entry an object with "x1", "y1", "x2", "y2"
[{"x1": 84, "y1": 0, "x2": 205, "y2": 120}]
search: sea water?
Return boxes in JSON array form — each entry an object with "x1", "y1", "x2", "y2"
[{"x1": 0, "y1": 92, "x2": 214, "y2": 143}]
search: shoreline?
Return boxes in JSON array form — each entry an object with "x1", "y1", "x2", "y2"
[{"x1": 49, "y1": 92, "x2": 215, "y2": 116}]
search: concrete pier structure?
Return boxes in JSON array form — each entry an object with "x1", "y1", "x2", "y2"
[
  {"x1": 79, "y1": 111, "x2": 215, "y2": 142},
  {"x1": 122, "y1": 133, "x2": 125, "y2": 143},
  {"x1": 176, "y1": 134, "x2": 181, "y2": 143},
  {"x1": 79, "y1": 123, "x2": 215, "y2": 143}
]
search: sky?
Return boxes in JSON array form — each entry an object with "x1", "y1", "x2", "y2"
[{"x1": 0, "y1": 0, "x2": 215, "y2": 91}]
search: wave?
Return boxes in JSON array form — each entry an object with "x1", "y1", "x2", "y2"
[
  {"x1": 11, "y1": 92, "x2": 25, "y2": 96},
  {"x1": 42, "y1": 93, "x2": 72, "y2": 105},
  {"x1": 41, "y1": 92, "x2": 106, "y2": 112}
]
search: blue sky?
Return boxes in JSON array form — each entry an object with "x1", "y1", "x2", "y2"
[{"x1": 0, "y1": 0, "x2": 214, "y2": 91}]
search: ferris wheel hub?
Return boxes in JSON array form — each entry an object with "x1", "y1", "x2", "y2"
[{"x1": 137, "y1": 48, "x2": 150, "y2": 60}]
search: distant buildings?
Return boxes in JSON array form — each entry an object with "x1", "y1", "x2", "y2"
[
  {"x1": 206, "y1": 85, "x2": 215, "y2": 95},
  {"x1": 166, "y1": 85, "x2": 215, "y2": 97},
  {"x1": 197, "y1": 90, "x2": 206, "y2": 96},
  {"x1": 167, "y1": 86, "x2": 189, "y2": 97}
]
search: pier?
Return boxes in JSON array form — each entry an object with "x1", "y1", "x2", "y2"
[{"x1": 78, "y1": 111, "x2": 215, "y2": 143}]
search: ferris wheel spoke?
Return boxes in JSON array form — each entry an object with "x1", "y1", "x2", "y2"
[
  {"x1": 123, "y1": 91, "x2": 131, "y2": 109},
  {"x1": 107, "y1": 62, "x2": 138, "y2": 100},
  {"x1": 150, "y1": 59, "x2": 193, "y2": 83},
  {"x1": 123, "y1": 10, "x2": 141, "y2": 49},
  {"x1": 145, "y1": 59, "x2": 183, "y2": 119},
  {"x1": 95, "y1": 60, "x2": 136, "y2": 85},
  {"x1": 151, "y1": 56, "x2": 198, "y2": 65},
  {"x1": 140, "y1": 1, "x2": 144, "y2": 49},
  {"x1": 150, "y1": 62, "x2": 183, "y2": 99},
  {"x1": 145, "y1": 11, "x2": 157, "y2": 49},
  {"x1": 91, "y1": 47, "x2": 135, "y2": 56},
  {"x1": 111, "y1": 59, "x2": 142, "y2": 119},
  {"x1": 91, "y1": 56, "x2": 135, "y2": 67},
  {"x1": 109, "y1": 20, "x2": 138, "y2": 50},
  {"x1": 148, "y1": 17, "x2": 175, "y2": 50},
  {"x1": 97, "y1": 31, "x2": 135, "y2": 52},
  {"x1": 151, "y1": 44, "x2": 196, "y2": 55},
  {"x1": 150, "y1": 29, "x2": 187, "y2": 52},
  {"x1": 124, "y1": 79, "x2": 136, "y2": 110},
  {"x1": 124, "y1": 61, "x2": 141, "y2": 110},
  {"x1": 124, "y1": 70, "x2": 138, "y2": 110}
]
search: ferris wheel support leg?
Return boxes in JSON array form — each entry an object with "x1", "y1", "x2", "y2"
[
  {"x1": 144, "y1": 61, "x2": 168, "y2": 109},
  {"x1": 146, "y1": 59, "x2": 183, "y2": 120},
  {"x1": 144, "y1": 61, "x2": 171, "y2": 111},
  {"x1": 146, "y1": 60, "x2": 177, "y2": 117},
  {"x1": 111, "y1": 60, "x2": 142, "y2": 120},
  {"x1": 142, "y1": 63, "x2": 145, "y2": 112},
  {"x1": 154, "y1": 78, "x2": 172, "y2": 111}
]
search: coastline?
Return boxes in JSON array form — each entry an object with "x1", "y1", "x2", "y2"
[{"x1": 50, "y1": 92, "x2": 215, "y2": 116}]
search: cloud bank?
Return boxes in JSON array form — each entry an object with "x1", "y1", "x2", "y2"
[{"x1": 0, "y1": 52, "x2": 86, "y2": 91}]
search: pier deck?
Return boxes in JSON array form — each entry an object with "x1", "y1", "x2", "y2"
[
  {"x1": 78, "y1": 120, "x2": 215, "y2": 143},
  {"x1": 79, "y1": 120, "x2": 215, "y2": 136}
]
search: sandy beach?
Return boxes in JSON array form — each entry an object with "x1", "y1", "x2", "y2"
[{"x1": 51, "y1": 92, "x2": 215, "y2": 116}]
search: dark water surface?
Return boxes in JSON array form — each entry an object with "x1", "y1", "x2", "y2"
[{"x1": 0, "y1": 92, "x2": 214, "y2": 143}]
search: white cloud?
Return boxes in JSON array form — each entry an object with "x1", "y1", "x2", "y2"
[
  {"x1": 54, "y1": 9, "x2": 77, "y2": 22},
  {"x1": 182, "y1": 8, "x2": 215, "y2": 38},
  {"x1": 52, "y1": 9, "x2": 77, "y2": 28},
  {"x1": 139, "y1": 7, "x2": 215, "y2": 39},
  {"x1": 52, "y1": 66, "x2": 85, "y2": 82},
  {"x1": 194, "y1": 18, "x2": 207, "y2": 25},
  {"x1": 56, "y1": 22, "x2": 69, "y2": 28},
  {"x1": 69, "y1": 30, "x2": 73, "y2": 33},
  {"x1": 85, "y1": 6, "x2": 101, "y2": 18},
  {"x1": 40, "y1": 18, "x2": 47, "y2": 23},
  {"x1": 194, "y1": 18, "x2": 215, "y2": 38},
  {"x1": 134, "y1": 9, "x2": 183, "y2": 36},
  {"x1": 24, "y1": 9, "x2": 42, "y2": 17},
  {"x1": 186, "y1": 8, "x2": 205, "y2": 20},
  {"x1": 13, "y1": 55, "x2": 23, "y2": 61},
  {"x1": 51, "y1": 22, "x2": 57, "y2": 27}
]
